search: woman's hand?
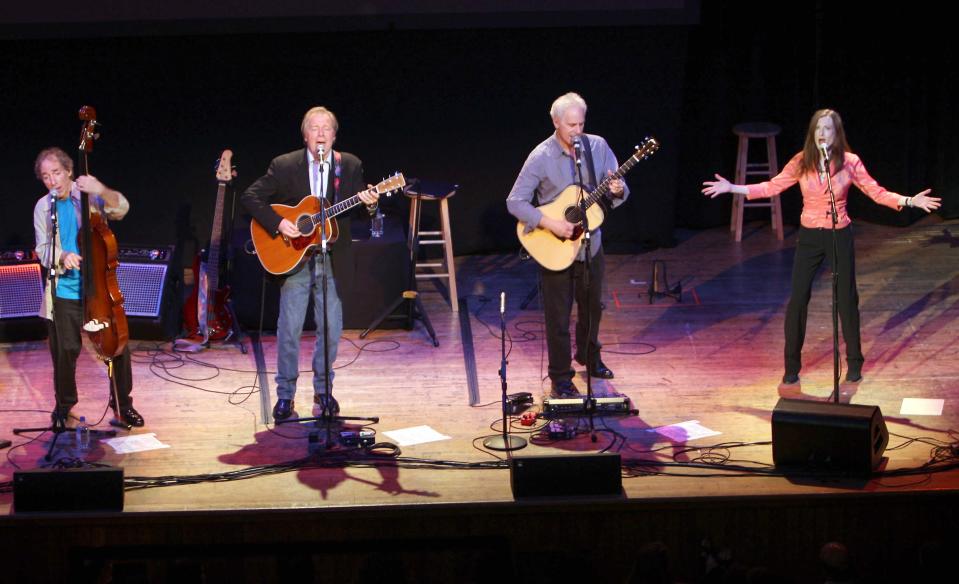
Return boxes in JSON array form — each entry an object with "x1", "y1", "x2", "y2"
[
  {"x1": 909, "y1": 189, "x2": 941, "y2": 213},
  {"x1": 702, "y1": 174, "x2": 733, "y2": 198}
]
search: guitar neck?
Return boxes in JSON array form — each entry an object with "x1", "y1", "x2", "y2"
[
  {"x1": 583, "y1": 152, "x2": 642, "y2": 209},
  {"x1": 205, "y1": 181, "x2": 228, "y2": 292},
  {"x1": 308, "y1": 190, "x2": 371, "y2": 224}
]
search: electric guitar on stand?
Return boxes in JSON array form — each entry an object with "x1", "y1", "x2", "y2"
[
  {"x1": 517, "y1": 137, "x2": 659, "y2": 271},
  {"x1": 250, "y1": 173, "x2": 406, "y2": 275},
  {"x1": 179, "y1": 150, "x2": 236, "y2": 350}
]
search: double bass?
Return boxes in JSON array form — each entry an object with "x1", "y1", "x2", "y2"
[{"x1": 76, "y1": 105, "x2": 129, "y2": 359}]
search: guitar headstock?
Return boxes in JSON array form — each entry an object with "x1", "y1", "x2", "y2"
[
  {"x1": 632, "y1": 136, "x2": 660, "y2": 161},
  {"x1": 375, "y1": 172, "x2": 406, "y2": 197},
  {"x1": 215, "y1": 150, "x2": 236, "y2": 184}
]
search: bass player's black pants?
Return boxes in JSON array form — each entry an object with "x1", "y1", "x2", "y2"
[{"x1": 46, "y1": 297, "x2": 134, "y2": 416}]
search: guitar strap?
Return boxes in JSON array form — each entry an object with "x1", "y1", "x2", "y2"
[
  {"x1": 332, "y1": 150, "x2": 342, "y2": 202},
  {"x1": 579, "y1": 134, "x2": 599, "y2": 191}
]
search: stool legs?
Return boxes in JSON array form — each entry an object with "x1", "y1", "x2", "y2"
[
  {"x1": 730, "y1": 133, "x2": 783, "y2": 241},
  {"x1": 766, "y1": 136, "x2": 783, "y2": 240},
  {"x1": 731, "y1": 136, "x2": 749, "y2": 241},
  {"x1": 438, "y1": 199, "x2": 459, "y2": 312},
  {"x1": 407, "y1": 196, "x2": 459, "y2": 312}
]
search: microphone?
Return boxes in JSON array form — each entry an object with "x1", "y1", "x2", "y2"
[
  {"x1": 317, "y1": 143, "x2": 325, "y2": 161},
  {"x1": 500, "y1": 291, "x2": 505, "y2": 316},
  {"x1": 818, "y1": 142, "x2": 829, "y2": 173},
  {"x1": 571, "y1": 135, "x2": 582, "y2": 166},
  {"x1": 48, "y1": 188, "x2": 59, "y2": 201}
]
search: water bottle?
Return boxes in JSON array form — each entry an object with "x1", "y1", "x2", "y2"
[
  {"x1": 76, "y1": 416, "x2": 90, "y2": 453},
  {"x1": 370, "y1": 208, "x2": 384, "y2": 238}
]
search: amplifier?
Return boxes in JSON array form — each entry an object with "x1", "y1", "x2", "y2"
[
  {"x1": 542, "y1": 394, "x2": 632, "y2": 417},
  {"x1": 118, "y1": 245, "x2": 174, "y2": 264},
  {"x1": 0, "y1": 248, "x2": 38, "y2": 265},
  {"x1": 0, "y1": 247, "x2": 45, "y2": 341},
  {"x1": 116, "y1": 244, "x2": 181, "y2": 339}
]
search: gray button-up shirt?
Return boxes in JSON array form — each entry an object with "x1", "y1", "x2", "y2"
[{"x1": 507, "y1": 133, "x2": 629, "y2": 259}]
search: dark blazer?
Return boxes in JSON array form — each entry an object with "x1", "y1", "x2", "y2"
[{"x1": 242, "y1": 148, "x2": 365, "y2": 296}]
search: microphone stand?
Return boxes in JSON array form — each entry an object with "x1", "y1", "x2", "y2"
[
  {"x1": 573, "y1": 139, "x2": 598, "y2": 442},
  {"x1": 484, "y1": 292, "x2": 527, "y2": 451},
  {"x1": 821, "y1": 148, "x2": 841, "y2": 404},
  {"x1": 317, "y1": 149, "x2": 337, "y2": 447}
]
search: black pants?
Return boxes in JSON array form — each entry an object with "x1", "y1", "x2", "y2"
[
  {"x1": 784, "y1": 226, "x2": 864, "y2": 376},
  {"x1": 46, "y1": 297, "x2": 134, "y2": 415},
  {"x1": 540, "y1": 250, "x2": 605, "y2": 382}
]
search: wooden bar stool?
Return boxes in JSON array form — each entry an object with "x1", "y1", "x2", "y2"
[
  {"x1": 405, "y1": 179, "x2": 459, "y2": 312},
  {"x1": 730, "y1": 122, "x2": 783, "y2": 241}
]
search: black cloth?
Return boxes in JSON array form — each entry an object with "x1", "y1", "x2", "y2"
[
  {"x1": 342, "y1": 215, "x2": 410, "y2": 329},
  {"x1": 241, "y1": 148, "x2": 366, "y2": 299},
  {"x1": 46, "y1": 297, "x2": 134, "y2": 414},
  {"x1": 540, "y1": 250, "x2": 605, "y2": 382},
  {"x1": 784, "y1": 226, "x2": 864, "y2": 376}
]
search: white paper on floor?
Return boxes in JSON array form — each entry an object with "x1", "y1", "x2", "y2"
[
  {"x1": 382, "y1": 425, "x2": 452, "y2": 446},
  {"x1": 899, "y1": 398, "x2": 944, "y2": 416},
  {"x1": 103, "y1": 433, "x2": 170, "y2": 454},
  {"x1": 647, "y1": 420, "x2": 721, "y2": 443}
]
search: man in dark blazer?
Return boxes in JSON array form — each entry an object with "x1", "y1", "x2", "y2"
[{"x1": 242, "y1": 106, "x2": 379, "y2": 420}]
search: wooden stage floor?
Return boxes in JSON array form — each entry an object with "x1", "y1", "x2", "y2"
[{"x1": 1, "y1": 217, "x2": 958, "y2": 580}]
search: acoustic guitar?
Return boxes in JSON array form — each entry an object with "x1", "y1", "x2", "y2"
[
  {"x1": 250, "y1": 173, "x2": 406, "y2": 275},
  {"x1": 516, "y1": 137, "x2": 659, "y2": 271}
]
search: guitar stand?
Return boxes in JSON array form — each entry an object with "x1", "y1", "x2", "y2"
[
  {"x1": 647, "y1": 259, "x2": 682, "y2": 304},
  {"x1": 223, "y1": 297, "x2": 248, "y2": 355},
  {"x1": 361, "y1": 192, "x2": 439, "y2": 347}
]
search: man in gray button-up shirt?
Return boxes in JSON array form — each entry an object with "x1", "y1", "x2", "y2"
[{"x1": 506, "y1": 92, "x2": 629, "y2": 396}]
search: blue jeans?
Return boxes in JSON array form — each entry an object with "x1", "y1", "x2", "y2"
[{"x1": 275, "y1": 256, "x2": 342, "y2": 400}]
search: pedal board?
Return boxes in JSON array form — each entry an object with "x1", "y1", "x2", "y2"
[{"x1": 542, "y1": 394, "x2": 633, "y2": 417}]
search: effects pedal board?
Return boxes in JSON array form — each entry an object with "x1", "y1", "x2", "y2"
[
  {"x1": 505, "y1": 392, "x2": 534, "y2": 414},
  {"x1": 542, "y1": 394, "x2": 633, "y2": 417}
]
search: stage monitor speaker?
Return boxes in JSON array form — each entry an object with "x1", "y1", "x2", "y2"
[
  {"x1": 116, "y1": 244, "x2": 181, "y2": 340},
  {"x1": 0, "y1": 248, "x2": 46, "y2": 342},
  {"x1": 772, "y1": 398, "x2": 889, "y2": 475},
  {"x1": 13, "y1": 467, "x2": 124, "y2": 513},
  {"x1": 510, "y1": 453, "x2": 622, "y2": 498}
]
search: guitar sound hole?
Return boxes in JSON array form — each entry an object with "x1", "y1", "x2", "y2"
[
  {"x1": 296, "y1": 216, "x2": 314, "y2": 236},
  {"x1": 564, "y1": 206, "x2": 583, "y2": 224}
]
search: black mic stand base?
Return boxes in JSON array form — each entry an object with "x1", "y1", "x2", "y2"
[
  {"x1": 277, "y1": 412, "x2": 380, "y2": 451},
  {"x1": 14, "y1": 416, "x2": 118, "y2": 461},
  {"x1": 483, "y1": 434, "x2": 527, "y2": 452}
]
